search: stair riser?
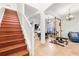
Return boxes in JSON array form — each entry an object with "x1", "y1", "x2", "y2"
[
  {"x1": 3, "y1": 13, "x2": 17, "y2": 16},
  {"x1": 0, "y1": 31, "x2": 23, "y2": 35},
  {"x1": 0, "y1": 31, "x2": 22, "y2": 33},
  {"x1": 0, "y1": 29, "x2": 22, "y2": 31},
  {"x1": 2, "y1": 22, "x2": 19, "y2": 24},
  {"x1": 2, "y1": 21, "x2": 20, "y2": 24},
  {"x1": 0, "y1": 40, "x2": 25, "y2": 48},
  {"x1": 5, "y1": 11, "x2": 16, "y2": 13},
  {"x1": 4, "y1": 11, "x2": 16, "y2": 13},
  {"x1": 0, "y1": 46, "x2": 27, "y2": 56},
  {"x1": 1, "y1": 25, "x2": 20, "y2": 27},
  {"x1": 3, "y1": 14, "x2": 17, "y2": 16},
  {"x1": 3, "y1": 18, "x2": 19, "y2": 21},
  {"x1": 3, "y1": 15, "x2": 18, "y2": 18},
  {"x1": 3, "y1": 18, "x2": 19, "y2": 22},
  {"x1": 0, "y1": 36, "x2": 24, "y2": 42},
  {"x1": 1, "y1": 24, "x2": 20, "y2": 27},
  {"x1": 0, "y1": 34, "x2": 23, "y2": 37},
  {"x1": 5, "y1": 10, "x2": 16, "y2": 13},
  {"x1": 0, "y1": 27, "x2": 21, "y2": 29},
  {"x1": 2, "y1": 20, "x2": 18, "y2": 23},
  {"x1": 0, "y1": 27, "x2": 21, "y2": 30},
  {"x1": 23, "y1": 53, "x2": 29, "y2": 56}
]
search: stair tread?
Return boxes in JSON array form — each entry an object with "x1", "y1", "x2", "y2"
[
  {"x1": 0, "y1": 31, "x2": 23, "y2": 35},
  {"x1": 0, "y1": 31, "x2": 22, "y2": 33},
  {"x1": 1, "y1": 25, "x2": 20, "y2": 27},
  {"x1": 0, "y1": 27, "x2": 20, "y2": 28},
  {"x1": 3, "y1": 16, "x2": 18, "y2": 18},
  {"x1": 1, "y1": 21, "x2": 19, "y2": 23},
  {"x1": 0, "y1": 29, "x2": 22, "y2": 31},
  {"x1": 0, "y1": 39, "x2": 23, "y2": 44},
  {"x1": 1, "y1": 27, "x2": 21, "y2": 28},
  {"x1": 9, "y1": 49, "x2": 29, "y2": 56},
  {"x1": 0, "y1": 43, "x2": 25, "y2": 53},
  {"x1": 2, "y1": 16, "x2": 18, "y2": 18},
  {"x1": 3, "y1": 16, "x2": 17, "y2": 18},
  {"x1": 2, "y1": 19, "x2": 19, "y2": 21},
  {"x1": 2, "y1": 22, "x2": 20, "y2": 24},
  {"x1": 0, "y1": 36, "x2": 24, "y2": 42},
  {"x1": 0, "y1": 34, "x2": 23, "y2": 37},
  {"x1": 2, "y1": 18, "x2": 19, "y2": 22},
  {"x1": 0, "y1": 27, "x2": 21, "y2": 28},
  {"x1": 1, "y1": 24, "x2": 20, "y2": 26},
  {"x1": 2, "y1": 20, "x2": 19, "y2": 22}
]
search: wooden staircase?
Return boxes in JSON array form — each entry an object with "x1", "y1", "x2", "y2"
[{"x1": 0, "y1": 9, "x2": 29, "y2": 56}]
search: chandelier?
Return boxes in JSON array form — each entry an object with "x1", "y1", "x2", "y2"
[{"x1": 65, "y1": 9, "x2": 74, "y2": 21}]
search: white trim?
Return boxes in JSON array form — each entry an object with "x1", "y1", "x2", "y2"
[
  {"x1": 17, "y1": 11, "x2": 32, "y2": 56},
  {"x1": 0, "y1": 8, "x2": 5, "y2": 27}
]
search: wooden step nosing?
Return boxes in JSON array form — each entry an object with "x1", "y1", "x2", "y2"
[
  {"x1": 0, "y1": 34, "x2": 23, "y2": 37},
  {"x1": 0, "y1": 43, "x2": 25, "y2": 53},
  {"x1": 0, "y1": 39, "x2": 23, "y2": 44},
  {"x1": 8, "y1": 49, "x2": 29, "y2": 56}
]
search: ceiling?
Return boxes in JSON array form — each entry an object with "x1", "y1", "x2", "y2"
[
  {"x1": 25, "y1": 3, "x2": 79, "y2": 23},
  {"x1": 26, "y1": 3, "x2": 52, "y2": 11},
  {"x1": 24, "y1": 3, "x2": 52, "y2": 19},
  {"x1": 44, "y1": 3, "x2": 79, "y2": 17},
  {"x1": 24, "y1": 4, "x2": 38, "y2": 18}
]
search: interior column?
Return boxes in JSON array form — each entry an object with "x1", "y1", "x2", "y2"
[{"x1": 40, "y1": 12, "x2": 45, "y2": 44}]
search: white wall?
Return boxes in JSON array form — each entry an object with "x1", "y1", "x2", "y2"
[
  {"x1": 45, "y1": 12, "x2": 79, "y2": 38},
  {"x1": 0, "y1": 3, "x2": 17, "y2": 10},
  {"x1": 24, "y1": 4, "x2": 38, "y2": 18},
  {"x1": 29, "y1": 13, "x2": 40, "y2": 25},
  {"x1": 0, "y1": 8, "x2": 5, "y2": 26},
  {"x1": 62, "y1": 12, "x2": 79, "y2": 38}
]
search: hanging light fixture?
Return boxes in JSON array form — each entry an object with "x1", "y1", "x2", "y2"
[{"x1": 65, "y1": 8, "x2": 74, "y2": 21}]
